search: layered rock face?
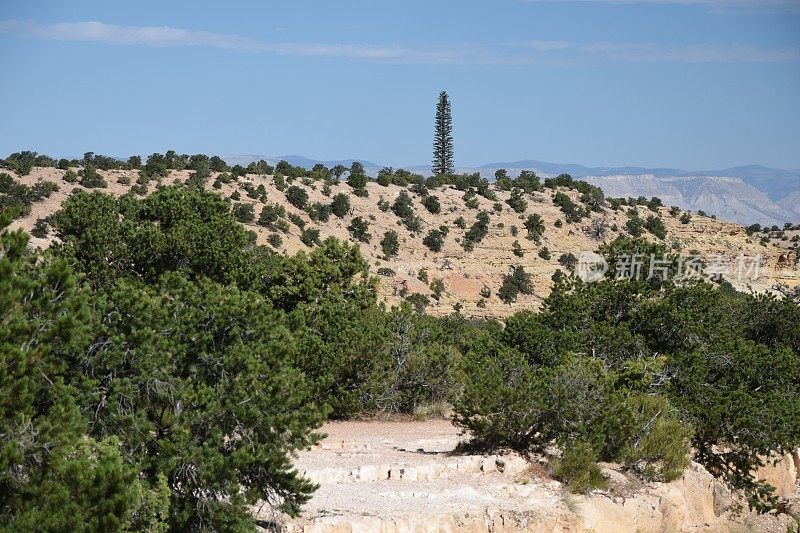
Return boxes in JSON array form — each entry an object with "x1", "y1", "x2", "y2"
[{"x1": 263, "y1": 420, "x2": 799, "y2": 533}]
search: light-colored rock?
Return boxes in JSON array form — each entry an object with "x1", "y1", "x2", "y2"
[
  {"x1": 755, "y1": 452, "x2": 798, "y2": 497},
  {"x1": 261, "y1": 421, "x2": 800, "y2": 533}
]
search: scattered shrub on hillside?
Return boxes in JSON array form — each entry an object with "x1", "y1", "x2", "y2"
[
  {"x1": 644, "y1": 214, "x2": 667, "y2": 239},
  {"x1": 498, "y1": 265, "x2": 533, "y2": 303},
  {"x1": 558, "y1": 252, "x2": 577, "y2": 271},
  {"x1": 422, "y1": 194, "x2": 441, "y2": 214},
  {"x1": 78, "y1": 165, "x2": 107, "y2": 188},
  {"x1": 462, "y1": 211, "x2": 491, "y2": 251},
  {"x1": 330, "y1": 193, "x2": 351, "y2": 218},
  {"x1": 288, "y1": 212, "x2": 306, "y2": 229},
  {"x1": 348, "y1": 216, "x2": 371, "y2": 243},
  {"x1": 31, "y1": 217, "x2": 49, "y2": 238},
  {"x1": 423, "y1": 228, "x2": 446, "y2": 252},
  {"x1": 538, "y1": 247, "x2": 551, "y2": 260},
  {"x1": 300, "y1": 227, "x2": 321, "y2": 247},
  {"x1": 524, "y1": 213, "x2": 545, "y2": 242},
  {"x1": 463, "y1": 189, "x2": 480, "y2": 209},
  {"x1": 381, "y1": 230, "x2": 400, "y2": 257},
  {"x1": 258, "y1": 203, "x2": 287, "y2": 230},
  {"x1": 553, "y1": 192, "x2": 585, "y2": 223},
  {"x1": 308, "y1": 202, "x2": 332, "y2": 223},
  {"x1": 286, "y1": 185, "x2": 309, "y2": 209},
  {"x1": 429, "y1": 278, "x2": 445, "y2": 301},
  {"x1": 267, "y1": 232, "x2": 283, "y2": 249},
  {"x1": 506, "y1": 188, "x2": 528, "y2": 213},
  {"x1": 513, "y1": 240, "x2": 524, "y2": 257},
  {"x1": 232, "y1": 202, "x2": 256, "y2": 223}
]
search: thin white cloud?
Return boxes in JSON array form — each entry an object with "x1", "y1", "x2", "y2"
[
  {"x1": 519, "y1": 0, "x2": 800, "y2": 14},
  {"x1": 579, "y1": 42, "x2": 800, "y2": 62},
  {"x1": 0, "y1": 20, "x2": 797, "y2": 65}
]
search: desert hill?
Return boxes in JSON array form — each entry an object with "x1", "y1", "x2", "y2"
[{"x1": 7, "y1": 165, "x2": 800, "y2": 319}]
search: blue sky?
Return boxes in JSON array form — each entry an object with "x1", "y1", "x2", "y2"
[{"x1": 1, "y1": 0, "x2": 799, "y2": 170}]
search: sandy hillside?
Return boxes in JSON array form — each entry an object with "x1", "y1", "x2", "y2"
[{"x1": 7, "y1": 166, "x2": 800, "y2": 318}]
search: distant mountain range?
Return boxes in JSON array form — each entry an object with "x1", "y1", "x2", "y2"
[{"x1": 222, "y1": 154, "x2": 800, "y2": 225}]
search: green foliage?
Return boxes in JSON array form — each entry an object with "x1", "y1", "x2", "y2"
[
  {"x1": 301, "y1": 227, "x2": 321, "y2": 247},
  {"x1": 462, "y1": 211, "x2": 490, "y2": 250},
  {"x1": 422, "y1": 194, "x2": 441, "y2": 214},
  {"x1": 346, "y1": 163, "x2": 368, "y2": 196},
  {"x1": 52, "y1": 187, "x2": 253, "y2": 287},
  {"x1": 558, "y1": 252, "x2": 577, "y2": 271},
  {"x1": 259, "y1": 202, "x2": 287, "y2": 230},
  {"x1": 308, "y1": 202, "x2": 332, "y2": 222},
  {"x1": 381, "y1": 230, "x2": 400, "y2": 257},
  {"x1": 432, "y1": 91, "x2": 454, "y2": 175},
  {"x1": 512, "y1": 240, "x2": 524, "y2": 257},
  {"x1": 0, "y1": 173, "x2": 59, "y2": 219},
  {"x1": 330, "y1": 192, "x2": 351, "y2": 218},
  {"x1": 524, "y1": 213, "x2": 545, "y2": 242},
  {"x1": 498, "y1": 265, "x2": 533, "y2": 303},
  {"x1": 513, "y1": 170, "x2": 541, "y2": 193},
  {"x1": 423, "y1": 228, "x2": 445, "y2": 252},
  {"x1": 644, "y1": 214, "x2": 667, "y2": 239},
  {"x1": 232, "y1": 202, "x2": 255, "y2": 223},
  {"x1": 4, "y1": 151, "x2": 38, "y2": 175},
  {"x1": 538, "y1": 247, "x2": 551, "y2": 260},
  {"x1": 347, "y1": 216, "x2": 371, "y2": 243},
  {"x1": 286, "y1": 185, "x2": 309, "y2": 209},
  {"x1": 626, "y1": 213, "x2": 645, "y2": 237},
  {"x1": 31, "y1": 217, "x2": 48, "y2": 238},
  {"x1": 78, "y1": 165, "x2": 108, "y2": 189},
  {"x1": 429, "y1": 278, "x2": 445, "y2": 300},
  {"x1": 267, "y1": 232, "x2": 283, "y2": 248},
  {"x1": 392, "y1": 190, "x2": 415, "y2": 219},
  {"x1": 506, "y1": 188, "x2": 528, "y2": 213},
  {"x1": 553, "y1": 442, "x2": 608, "y2": 494},
  {"x1": 553, "y1": 191, "x2": 585, "y2": 223}
]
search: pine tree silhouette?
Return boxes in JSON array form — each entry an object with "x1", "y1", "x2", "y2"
[{"x1": 432, "y1": 91, "x2": 454, "y2": 175}]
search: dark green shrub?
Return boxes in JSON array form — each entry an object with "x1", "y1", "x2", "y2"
[
  {"x1": 286, "y1": 185, "x2": 309, "y2": 209},
  {"x1": 267, "y1": 232, "x2": 283, "y2": 248},
  {"x1": 644, "y1": 215, "x2": 667, "y2": 239},
  {"x1": 232, "y1": 202, "x2": 255, "y2": 223},
  {"x1": 31, "y1": 217, "x2": 48, "y2": 238},
  {"x1": 347, "y1": 216, "x2": 371, "y2": 243},
  {"x1": 330, "y1": 193, "x2": 351, "y2": 218},
  {"x1": 300, "y1": 227, "x2": 320, "y2": 247},
  {"x1": 381, "y1": 230, "x2": 400, "y2": 257},
  {"x1": 498, "y1": 266, "x2": 532, "y2": 303},
  {"x1": 422, "y1": 195, "x2": 441, "y2": 214},
  {"x1": 506, "y1": 188, "x2": 528, "y2": 213},
  {"x1": 423, "y1": 229, "x2": 445, "y2": 252},
  {"x1": 553, "y1": 442, "x2": 608, "y2": 494}
]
